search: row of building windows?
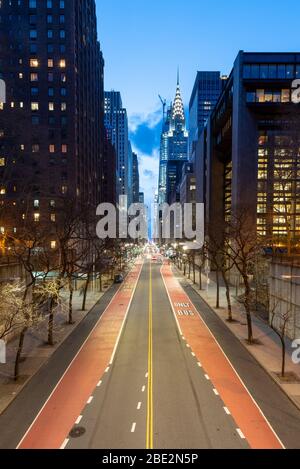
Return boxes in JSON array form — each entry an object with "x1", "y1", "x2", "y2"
[
  {"x1": 0, "y1": 101, "x2": 67, "y2": 111},
  {"x1": 244, "y1": 63, "x2": 300, "y2": 80},
  {"x1": 29, "y1": 1, "x2": 65, "y2": 9},
  {"x1": 247, "y1": 89, "x2": 293, "y2": 103}
]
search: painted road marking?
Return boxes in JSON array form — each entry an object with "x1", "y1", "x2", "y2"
[
  {"x1": 237, "y1": 428, "x2": 246, "y2": 439},
  {"x1": 105, "y1": 367, "x2": 110, "y2": 373},
  {"x1": 75, "y1": 415, "x2": 82, "y2": 425},
  {"x1": 205, "y1": 374, "x2": 210, "y2": 380},
  {"x1": 137, "y1": 402, "x2": 142, "y2": 410},
  {"x1": 87, "y1": 396, "x2": 93, "y2": 404},
  {"x1": 131, "y1": 423, "x2": 136, "y2": 433},
  {"x1": 17, "y1": 261, "x2": 144, "y2": 450},
  {"x1": 145, "y1": 373, "x2": 148, "y2": 379},
  {"x1": 191, "y1": 352, "x2": 196, "y2": 357},
  {"x1": 97, "y1": 380, "x2": 102, "y2": 387},
  {"x1": 161, "y1": 264, "x2": 284, "y2": 449},
  {"x1": 197, "y1": 362, "x2": 202, "y2": 367},
  {"x1": 186, "y1": 344, "x2": 191, "y2": 348},
  {"x1": 224, "y1": 407, "x2": 231, "y2": 415},
  {"x1": 146, "y1": 261, "x2": 153, "y2": 450},
  {"x1": 60, "y1": 439, "x2": 69, "y2": 450},
  {"x1": 213, "y1": 389, "x2": 219, "y2": 396}
]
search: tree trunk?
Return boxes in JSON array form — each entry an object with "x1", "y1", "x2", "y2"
[
  {"x1": 216, "y1": 270, "x2": 220, "y2": 309},
  {"x1": 281, "y1": 336, "x2": 286, "y2": 378},
  {"x1": 188, "y1": 261, "x2": 191, "y2": 279},
  {"x1": 14, "y1": 326, "x2": 28, "y2": 381},
  {"x1": 193, "y1": 259, "x2": 196, "y2": 284},
  {"x1": 184, "y1": 262, "x2": 186, "y2": 276},
  {"x1": 68, "y1": 277, "x2": 74, "y2": 325},
  {"x1": 243, "y1": 275, "x2": 253, "y2": 343},
  {"x1": 222, "y1": 270, "x2": 233, "y2": 321},
  {"x1": 82, "y1": 273, "x2": 91, "y2": 311},
  {"x1": 99, "y1": 273, "x2": 103, "y2": 293},
  {"x1": 199, "y1": 266, "x2": 202, "y2": 290},
  {"x1": 48, "y1": 297, "x2": 55, "y2": 346}
]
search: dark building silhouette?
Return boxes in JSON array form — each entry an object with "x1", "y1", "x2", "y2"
[
  {"x1": 0, "y1": 0, "x2": 107, "y2": 237},
  {"x1": 132, "y1": 152, "x2": 140, "y2": 204}
]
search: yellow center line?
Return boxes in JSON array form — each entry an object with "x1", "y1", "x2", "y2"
[{"x1": 146, "y1": 260, "x2": 153, "y2": 449}]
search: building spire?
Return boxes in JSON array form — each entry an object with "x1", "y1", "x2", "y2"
[{"x1": 172, "y1": 70, "x2": 185, "y2": 122}]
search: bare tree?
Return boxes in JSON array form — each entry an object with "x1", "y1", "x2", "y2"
[
  {"x1": 270, "y1": 301, "x2": 292, "y2": 379},
  {"x1": 226, "y1": 212, "x2": 265, "y2": 343}
]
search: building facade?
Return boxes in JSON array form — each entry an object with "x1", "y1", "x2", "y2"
[
  {"x1": 104, "y1": 91, "x2": 129, "y2": 201},
  {"x1": 205, "y1": 51, "x2": 300, "y2": 252},
  {"x1": 0, "y1": 0, "x2": 106, "y2": 238},
  {"x1": 132, "y1": 152, "x2": 140, "y2": 204},
  {"x1": 189, "y1": 71, "x2": 223, "y2": 156}
]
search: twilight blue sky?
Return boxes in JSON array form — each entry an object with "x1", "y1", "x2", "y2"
[{"x1": 96, "y1": 0, "x2": 300, "y2": 203}]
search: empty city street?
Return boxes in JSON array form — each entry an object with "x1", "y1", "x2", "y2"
[{"x1": 1, "y1": 259, "x2": 300, "y2": 450}]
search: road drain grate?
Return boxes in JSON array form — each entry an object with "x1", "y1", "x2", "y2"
[{"x1": 69, "y1": 426, "x2": 86, "y2": 438}]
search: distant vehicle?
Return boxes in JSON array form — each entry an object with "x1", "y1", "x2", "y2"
[{"x1": 114, "y1": 274, "x2": 124, "y2": 284}]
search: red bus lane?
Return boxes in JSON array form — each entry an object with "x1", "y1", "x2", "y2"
[
  {"x1": 161, "y1": 264, "x2": 284, "y2": 450},
  {"x1": 18, "y1": 261, "x2": 143, "y2": 450}
]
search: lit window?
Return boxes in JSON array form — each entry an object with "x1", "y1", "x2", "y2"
[
  {"x1": 0, "y1": 188, "x2": 6, "y2": 195},
  {"x1": 30, "y1": 58, "x2": 39, "y2": 68},
  {"x1": 61, "y1": 144, "x2": 67, "y2": 153},
  {"x1": 49, "y1": 102, "x2": 54, "y2": 111},
  {"x1": 50, "y1": 240, "x2": 56, "y2": 249},
  {"x1": 31, "y1": 102, "x2": 39, "y2": 111},
  {"x1": 34, "y1": 213, "x2": 40, "y2": 222},
  {"x1": 49, "y1": 144, "x2": 55, "y2": 153},
  {"x1": 48, "y1": 59, "x2": 54, "y2": 68},
  {"x1": 59, "y1": 59, "x2": 66, "y2": 68},
  {"x1": 34, "y1": 200, "x2": 39, "y2": 208},
  {"x1": 50, "y1": 213, "x2": 56, "y2": 222}
]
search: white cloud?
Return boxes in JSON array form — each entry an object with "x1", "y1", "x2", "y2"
[
  {"x1": 128, "y1": 104, "x2": 162, "y2": 133},
  {"x1": 132, "y1": 144, "x2": 159, "y2": 206}
]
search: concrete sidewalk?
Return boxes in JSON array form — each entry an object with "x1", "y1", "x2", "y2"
[
  {"x1": 174, "y1": 265, "x2": 300, "y2": 410},
  {"x1": 0, "y1": 275, "x2": 112, "y2": 415}
]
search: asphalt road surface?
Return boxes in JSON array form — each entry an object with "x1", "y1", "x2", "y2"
[
  {"x1": 66, "y1": 262, "x2": 248, "y2": 449},
  {"x1": 0, "y1": 259, "x2": 300, "y2": 449}
]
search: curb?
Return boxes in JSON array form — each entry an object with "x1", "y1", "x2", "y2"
[{"x1": 173, "y1": 265, "x2": 300, "y2": 413}]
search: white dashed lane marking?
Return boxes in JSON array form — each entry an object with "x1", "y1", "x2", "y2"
[
  {"x1": 131, "y1": 423, "x2": 136, "y2": 433},
  {"x1": 224, "y1": 407, "x2": 231, "y2": 415},
  {"x1": 75, "y1": 415, "x2": 83, "y2": 425},
  {"x1": 87, "y1": 396, "x2": 94, "y2": 404}
]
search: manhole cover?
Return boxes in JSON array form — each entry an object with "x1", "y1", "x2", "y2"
[{"x1": 69, "y1": 426, "x2": 86, "y2": 438}]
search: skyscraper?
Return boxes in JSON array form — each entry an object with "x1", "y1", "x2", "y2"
[
  {"x1": 158, "y1": 76, "x2": 188, "y2": 204},
  {"x1": 132, "y1": 152, "x2": 140, "y2": 204},
  {"x1": 0, "y1": 0, "x2": 105, "y2": 235},
  {"x1": 189, "y1": 71, "x2": 222, "y2": 155},
  {"x1": 104, "y1": 91, "x2": 129, "y2": 201}
]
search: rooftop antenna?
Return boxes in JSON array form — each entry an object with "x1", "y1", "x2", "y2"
[{"x1": 158, "y1": 94, "x2": 167, "y2": 122}]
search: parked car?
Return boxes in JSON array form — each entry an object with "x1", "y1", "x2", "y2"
[{"x1": 114, "y1": 274, "x2": 124, "y2": 284}]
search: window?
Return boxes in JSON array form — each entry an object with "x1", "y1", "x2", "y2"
[
  {"x1": 32, "y1": 144, "x2": 39, "y2": 153},
  {"x1": 50, "y1": 240, "x2": 56, "y2": 249},
  {"x1": 59, "y1": 59, "x2": 66, "y2": 68},
  {"x1": 30, "y1": 73, "x2": 38, "y2": 81},
  {"x1": 50, "y1": 214, "x2": 56, "y2": 222},
  {"x1": 30, "y1": 58, "x2": 39, "y2": 67},
  {"x1": 0, "y1": 158, "x2": 5, "y2": 166},
  {"x1": 34, "y1": 199, "x2": 39, "y2": 208},
  {"x1": 49, "y1": 144, "x2": 55, "y2": 153},
  {"x1": 33, "y1": 213, "x2": 40, "y2": 222},
  {"x1": 61, "y1": 144, "x2": 67, "y2": 153},
  {"x1": 48, "y1": 59, "x2": 54, "y2": 68},
  {"x1": 281, "y1": 89, "x2": 290, "y2": 102},
  {"x1": 31, "y1": 102, "x2": 39, "y2": 111},
  {"x1": 48, "y1": 102, "x2": 54, "y2": 111}
]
